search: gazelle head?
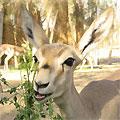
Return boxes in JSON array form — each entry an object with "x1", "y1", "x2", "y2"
[
  {"x1": 20, "y1": 5, "x2": 114, "y2": 102},
  {"x1": 33, "y1": 43, "x2": 81, "y2": 102}
]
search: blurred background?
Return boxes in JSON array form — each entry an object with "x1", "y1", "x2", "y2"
[{"x1": 0, "y1": 0, "x2": 120, "y2": 67}]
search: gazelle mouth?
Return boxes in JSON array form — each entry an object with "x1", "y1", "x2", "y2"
[{"x1": 34, "y1": 91, "x2": 52, "y2": 101}]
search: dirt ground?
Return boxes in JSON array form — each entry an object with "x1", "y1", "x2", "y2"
[{"x1": 0, "y1": 66, "x2": 120, "y2": 120}]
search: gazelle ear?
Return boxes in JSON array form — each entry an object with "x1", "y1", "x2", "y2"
[
  {"x1": 78, "y1": 7, "x2": 114, "y2": 60},
  {"x1": 20, "y1": 4, "x2": 49, "y2": 49}
]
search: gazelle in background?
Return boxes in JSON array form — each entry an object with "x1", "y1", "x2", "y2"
[
  {"x1": 0, "y1": 44, "x2": 24, "y2": 70},
  {"x1": 20, "y1": 5, "x2": 119, "y2": 120},
  {"x1": 80, "y1": 48, "x2": 98, "y2": 70},
  {"x1": 80, "y1": 55, "x2": 94, "y2": 70}
]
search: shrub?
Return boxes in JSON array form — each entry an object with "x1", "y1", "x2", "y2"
[{"x1": 0, "y1": 44, "x2": 63, "y2": 120}]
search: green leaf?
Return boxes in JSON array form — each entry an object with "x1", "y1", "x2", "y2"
[
  {"x1": 56, "y1": 113, "x2": 63, "y2": 120},
  {"x1": 14, "y1": 96, "x2": 17, "y2": 102},
  {"x1": 0, "y1": 97, "x2": 9, "y2": 105},
  {"x1": 0, "y1": 99, "x2": 4, "y2": 105},
  {"x1": 40, "y1": 113, "x2": 46, "y2": 118},
  {"x1": 14, "y1": 102, "x2": 20, "y2": 109},
  {"x1": 48, "y1": 101, "x2": 54, "y2": 118},
  {"x1": 1, "y1": 78, "x2": 8, "y2": 85},
  {"x1": 10, "y1": 87, "x2": 17, "y2": 94}
]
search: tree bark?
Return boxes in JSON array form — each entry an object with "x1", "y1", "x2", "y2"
[
  {"x1": 0, "y1": 5, "x2": 3, "y2": 65},
  {"x1": 49, "y1": 10, "x2": 58, "y2": 43},
  {"x1": 68, "y1": 0, "x2": 76, "y2": 45}
]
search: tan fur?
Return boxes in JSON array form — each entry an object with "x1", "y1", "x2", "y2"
[
  {"x1": 20, "y1": 5, "x2": 117, "y2": 120},
  {"x1": 35, "y1": 44, "x2": 120, "y2": 120},
  {"x1": 0, "y1": 44, "x2": 24, "y2": 69}
]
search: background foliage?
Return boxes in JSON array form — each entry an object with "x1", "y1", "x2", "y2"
[
  {"x1": 0, "y1": 0, "x2": 119, "y2": 65},
  {"x1": 0, "y1": 0, "x2": 119, "y2": 46}
]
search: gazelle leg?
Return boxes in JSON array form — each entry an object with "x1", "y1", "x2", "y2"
[
  {"x1": 86, "y1": 56, "x2": 93, "y2": 69},
  {"x1": 80, "y1": 56, "x2": 93, "y2": 70},
  {"x1": 14, "y1": 55, "x2": 18, "y2": 68},
  {"x1": 4, "y1": 52, "x2": 14, "y2": 70},
  {"x1": 0, "y1": 48, "x2": 5, "y2": 65},
  {"x1": 80, "y1": 58, "x2": 87, "y2": 70}
]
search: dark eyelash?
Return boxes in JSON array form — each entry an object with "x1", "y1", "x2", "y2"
[{"x1": 33, "y1": 56, "x2": 38, "y2": 63}]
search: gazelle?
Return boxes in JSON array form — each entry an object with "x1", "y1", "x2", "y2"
[
  {"x1": 0, "y1": 44, "x2": 24, "y2": 70},
  {"x1": 80, "y1": 55, "x2": 94, "y2": 70},
  {"x1": 20, "y1": 5, "x2": 120, "y2": 120}
]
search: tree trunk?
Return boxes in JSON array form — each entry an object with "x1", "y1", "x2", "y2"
[
  {"x1": 49, "y1": 10, "x2": 58, "y2": 43},
  {"x1": 68, "y1": 0, "x2": 76, "y2": 45},
  {"x1": 0, "y1": 82, "x2": 3, "y2": 93},
  {"x1": 0, "y1": 5, "x2": 3, "y2": 65},
  {"x1": 0, "y1": 8, "x2": 3, "y2": 45},
  {"x1": 46, "y1": 7, "x2": 52, "y2": 37}
]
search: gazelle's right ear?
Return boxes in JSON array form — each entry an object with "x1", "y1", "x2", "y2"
[
  {"x1": 78, "y1": 7, "x2": 114, "y2": 60},
  {"x1": 20, "y1": 4, "x2": 49, "y2": 49}
]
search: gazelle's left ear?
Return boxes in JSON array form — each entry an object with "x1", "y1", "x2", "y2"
[
  {"x1": 78, "y1": 7, "x2": 114, "y2": 60},
  {"x1": 20, "y1": 4, "x2": 49, "y2": 49}
]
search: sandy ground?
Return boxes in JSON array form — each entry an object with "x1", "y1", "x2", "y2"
[{"x1": 0, "y1": 65, "x2": 120, "y2": 120}]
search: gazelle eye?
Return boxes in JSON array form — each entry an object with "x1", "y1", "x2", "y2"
[
  {"x1": 63, "y1": 57, "x2": 75, "y2": 67},
  {"x1": 33, "y1": 56, "x2": 38, "y2": 63},
  {"x1": 42, "y1": 64, "x2": 49, "y2": 69}
]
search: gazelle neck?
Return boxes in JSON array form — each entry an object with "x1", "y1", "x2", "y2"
[{"x1": 54, "y1": 78, "x2": 87, "y2": 120}]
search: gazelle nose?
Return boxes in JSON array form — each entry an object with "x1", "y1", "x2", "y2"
[{"x1": 35, "y1": 81, "x2": 49, "y2": 90}]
